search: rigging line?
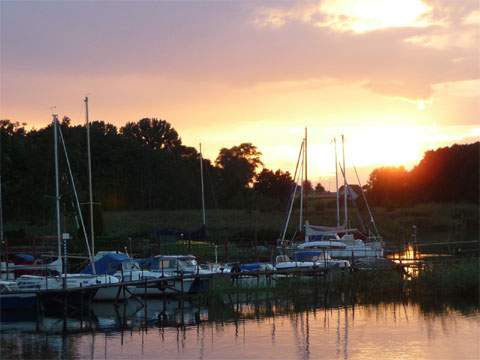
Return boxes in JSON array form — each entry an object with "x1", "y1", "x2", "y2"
[
  {"x1": 280, "y1": 139, "x2": 304, "y2": 242},
  {"x1": 352, "y1": 163, "x2": 380, "y2": 237},
  {"x1": 337, "y1": 161, "x2": 351, "y2": 229},
  {"x1": 57, "y1": 124, "x2": 96, "y2": 274}
]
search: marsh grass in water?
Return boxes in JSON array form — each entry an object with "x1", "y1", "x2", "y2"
[{"x1": 411, "y1": 257, "x2": 479, "y2": 298}]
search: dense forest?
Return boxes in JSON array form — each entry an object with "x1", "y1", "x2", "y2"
[{"x1": 0, "y1": 118, "x2": 478, "y2": 231}]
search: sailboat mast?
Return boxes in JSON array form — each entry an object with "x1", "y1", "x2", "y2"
[
  {"x1": 299, "y1": 145, "x2": 304, "y2": 232},
  {"x1": 85, "y1": 97, "x2": 95, "y2": 256},
  {"x1": 0, "y1": 131, "x2": 4, "y2": 256},
  {"x1": 199, "y1": 143, "x2": 206, "y2": 226},
  {"x1": 53, "y1": 114, "x2": 62, "y2": 271},
  {"x1": 334, "y1": 138, "x2": 340, "y2": 227},
  {"x1": 304, "y1": 127, "x2": 308, "y2": 226},
  {"x1": 342, "y1": 134, "x2": 348, "y2": 229}
]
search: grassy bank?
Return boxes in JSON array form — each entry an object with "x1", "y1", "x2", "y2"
[
  {"x1": 4, "y1": 200, "x2": 478, "y2": 259},
  {"x1": 96, "y1": 201, "x2": 478, "y2": 256}
]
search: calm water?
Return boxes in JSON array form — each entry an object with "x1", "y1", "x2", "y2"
[{"x1": 1, "y1": 295, "x2": 479, "y2": 360}]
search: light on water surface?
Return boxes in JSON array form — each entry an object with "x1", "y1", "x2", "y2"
[{"x1": 1, "y1": 301, "x2": 478, "y2": 359}]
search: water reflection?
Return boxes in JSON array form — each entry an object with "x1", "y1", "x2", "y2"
[{"x1": 1, "y1": 295, "x2": 478, "y2": 360}]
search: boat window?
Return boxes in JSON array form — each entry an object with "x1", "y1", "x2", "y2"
[
  {"x1": 123, "y1": 261, "x2": 141, "y2": 271},
  {"x1": 179, "y1": 259, "x2": 197, "y2": 267}
]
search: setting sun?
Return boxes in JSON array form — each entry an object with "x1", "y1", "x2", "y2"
[{"x1": 321, "y1": 0, "x2": 431, "y2": 33}]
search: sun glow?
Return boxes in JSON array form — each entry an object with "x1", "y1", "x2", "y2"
[
  {"x1": 321, "y1": 0, "x2": 432, "y2": 33},
  {"x1": 256, "y1": 0, "x2": 432, "y2": 33}
]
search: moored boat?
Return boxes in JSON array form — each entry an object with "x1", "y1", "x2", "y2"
[{"x1": 0, "y1": 280, "x2": 37, "y2": 311}]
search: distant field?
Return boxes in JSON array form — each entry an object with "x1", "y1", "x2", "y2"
[
  {"x1": 5, "y1": 199, "x2": 478, "y2": 261},
  {"x1": 100, "y1": 200, "x2": 478, "y2": 257}
]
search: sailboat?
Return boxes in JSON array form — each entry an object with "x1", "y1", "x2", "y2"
[
  {"x1": 15, "y1": 112, "x2": 124, "y2": 302},
  {"x1": 296, "y1": 134, "x2": 384, "y2": 260},
  {"x1": 275, "y1": 129, "x2": 351, "y2": 270}
]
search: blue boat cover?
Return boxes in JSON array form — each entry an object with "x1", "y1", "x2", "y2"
[
  {"x1": 240, "y1": 262, "x2": 268, "y2": 272},
  {"x1": 13, "y1": 253, "x2": 35, "y2": 262},
  {"x1": 81, "y1": 253, "x2": 131, "y2": 275}
]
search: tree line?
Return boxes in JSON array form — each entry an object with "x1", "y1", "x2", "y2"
[
  {"x1": 1, "y1": 117, "x2": 478, "y2": 231},
  {"x1": 364, "y1": 142, "x2": 479, "y2": 206},
  {"x1": 0, "y1": 118, "x2": 298, "y2": 229}
]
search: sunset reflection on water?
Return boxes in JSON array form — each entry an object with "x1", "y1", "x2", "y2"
[{"x1": 67, "y1": 302, "x2": 478, "y2": 360}]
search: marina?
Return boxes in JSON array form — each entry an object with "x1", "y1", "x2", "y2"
[{"x1": 1, "y1": 1, "x2": 479, "y2": 358}]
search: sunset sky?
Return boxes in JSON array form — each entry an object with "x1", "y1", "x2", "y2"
[{"x1": 1, "y1": 0, "x2": 478, "y2": 186}]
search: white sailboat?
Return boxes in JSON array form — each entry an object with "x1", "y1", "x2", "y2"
[
  {"x1": 296, "y1": 134, "x2": 384, "y2": 260},
  {"x1": 16, "y1": 112, "x2": 126, "y2": 301}
]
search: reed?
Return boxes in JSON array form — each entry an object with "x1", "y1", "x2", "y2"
[{"x1": 410, "y1": 257, "x2": 479, "y2": 299}]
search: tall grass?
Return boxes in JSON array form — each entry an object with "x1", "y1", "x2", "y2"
[{"x1": 411, "y1": 258, "x2": 479, "y2": 299}]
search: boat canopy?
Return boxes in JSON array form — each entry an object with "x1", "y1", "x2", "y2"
[
  {"x1": 142, "y1": 255, "x2": 198, "y2": 271},
  {"x1": 81, "y1": 252, "x2": 130, "y2": 275},
  {"x1": 305, "y1": 224, "x2": 368, "y2": 241}
]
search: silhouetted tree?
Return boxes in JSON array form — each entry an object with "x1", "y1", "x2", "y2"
[
  {"x1": 120, "y1": 118, "x2": 181, "y2": 151},
  {"x1": 254, "y1": 169, "x2": 294, "y2": 200},
  {"x1": 215, "y1": 143, "x2": 263, "y2": 206},
  {"x1": 315, "y1": 182, "x2": 326, "y2": 193}
]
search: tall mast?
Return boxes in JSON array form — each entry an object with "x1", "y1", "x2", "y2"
[
  {"x1": 304, "y1": 127, "x2": 308, "y2": 225},
  {"x1": 199, "y1": 143, "x2": 206, "y2": 226},
  {"x1": 334, "y1": 138, "x2": 340, "y2": 227},
  {"x1": 0, "y1": 130, "x2": 4, "y2": 254},
  {"x1": 299, "y1": 144, "x2": 304, "y2": 232},
  {"x1": 85, "y1": 97, "x2": 95, "y2": 256},
  {"x1": 53, "y1": 114, "x2": 62, "y2": 271},
  {"x1": 342, "y1": 134, "x2": 348, "y2": 229}
]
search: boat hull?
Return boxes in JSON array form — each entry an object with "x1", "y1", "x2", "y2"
[
  {"x1": 128, "y1": 277, "x2": 194, "y2": 296},
  {"x1": 0, "y1": 292, "x2": 37, "y2": 311},
  {"x1": 94, "y1": 286, "x2": 131, "y2": 301}
]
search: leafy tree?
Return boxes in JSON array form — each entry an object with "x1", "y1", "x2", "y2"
[
  {"x1": 254, "y1": 169, "x2": 294, "y2": 200},
  {"x1": 120, "y1": 118, "x2": 181, "y2": 151}
]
